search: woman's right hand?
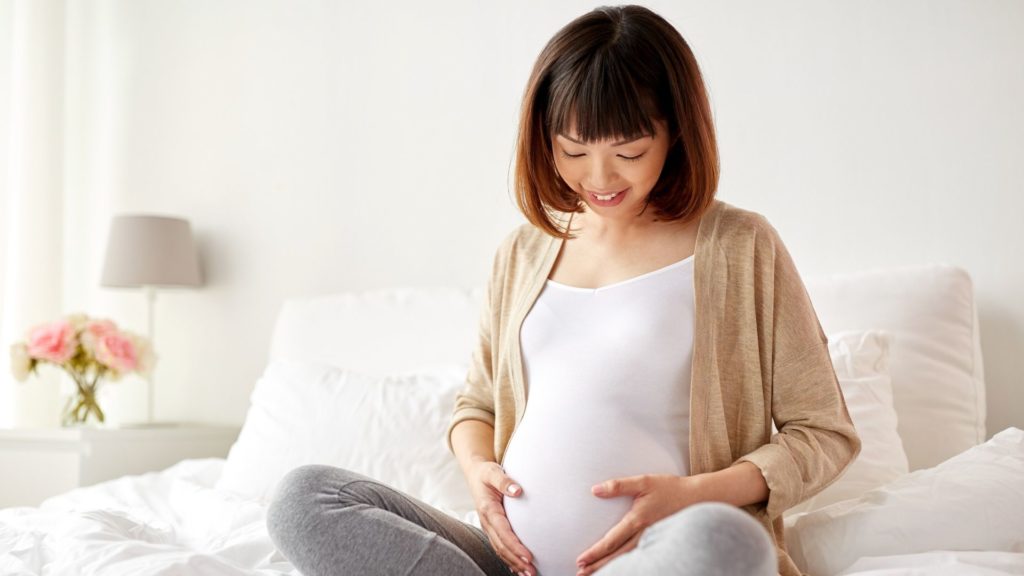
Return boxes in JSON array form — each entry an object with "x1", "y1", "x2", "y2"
[{"x1": 467, "y1": 459, "x2": 536, "y2": 576}]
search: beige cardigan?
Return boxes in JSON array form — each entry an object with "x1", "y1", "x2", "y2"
[{"x1": 445, "y1": 198, "x2": 861, "y2": 576}]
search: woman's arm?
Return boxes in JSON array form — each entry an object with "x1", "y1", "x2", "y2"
[
  {"x1": 731, "y1": 215, "x2": 863, "y2": 520},
  {"x1": 451, "y1": 419, "x2": 498, "y2": 472},
  {"x1": 694, "y1": 461, "x2": 769, "y2": 508},
  {"x1": 446, "y1": 232, "x2": 511, "y2": 456}
]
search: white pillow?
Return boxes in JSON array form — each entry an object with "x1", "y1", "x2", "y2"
[
  {"x1": 782, "y1": 330, "x2": 910, "y2": 518},
  {"x1": 784, "y1": 426, "x2": 1024, "y2": 576},
  {"x1": 805, "y1": 264, "x2": 986, "y2": 471},
  {"x1": 216, "y1": 359, "x2": 476, "y2": 519}
]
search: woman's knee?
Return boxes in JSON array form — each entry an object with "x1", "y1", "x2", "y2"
[
  {"x1": 656, "y1": 501, "x2": 773, "y2": 548},
  {"x1": 266, "y1": 464, "x2": 362, "y2": 542},
  {"x1": 649, "y1": 502, "x2": 776, "y2": 575}
]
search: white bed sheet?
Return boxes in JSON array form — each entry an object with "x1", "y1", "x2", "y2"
[
  {"x1": 1, "y1": 458, "x2": 1022, "y2": 576},
  {"x1": 0, "y1": 458, "x2": 296, "y2": 576},
  {"x1": 837, "y1": 551, "x2": 1024, "y2": 576}
]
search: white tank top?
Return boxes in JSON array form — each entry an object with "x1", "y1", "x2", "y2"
[{"x1": 501, "y1": 253, "x2": 695, "y2": 576}]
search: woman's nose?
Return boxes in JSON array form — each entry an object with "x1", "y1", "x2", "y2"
[{"x1": 584, "y1": 158, "x2": 618, "y2": 190}]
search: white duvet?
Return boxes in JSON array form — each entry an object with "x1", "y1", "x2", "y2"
[
  {"x1": 0, "y1": 458, "x2": 296, "y2": 576},
  {"x1": 1, "y1": 453, "x2": 1023, "y2": 576}
]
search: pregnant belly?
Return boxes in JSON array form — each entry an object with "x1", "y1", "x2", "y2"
[{"x1": 501, "y1": 415, "x2": 687, "y2": 576}]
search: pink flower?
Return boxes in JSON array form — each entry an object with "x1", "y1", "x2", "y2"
[
  {"x1": 81, "y1": 318, "x2": 117, "y2": 357},
  {"x1": 26, "y1": 320, "x2": 77, "y2": 364},
  {"x1": 85, "y1": 318, "x2": 117, "y2": 338},
  {"x1": 93, "y1": 330, "x2": 138, "y2": 373}
]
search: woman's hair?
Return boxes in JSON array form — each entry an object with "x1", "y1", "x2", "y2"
[{"x1": 513, "y1": 5, "x2": 719, "y2": 238}]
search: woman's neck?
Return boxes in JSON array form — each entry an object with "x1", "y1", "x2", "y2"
[{"x1": 572, "y1": 207, "x2": 692, "y2": 246}]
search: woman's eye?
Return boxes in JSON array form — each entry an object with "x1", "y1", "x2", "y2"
[{"x1": 559, "y1": 151, "x2": 646, "y2": 162}]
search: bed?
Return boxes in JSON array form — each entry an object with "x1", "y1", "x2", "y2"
[{"x1": 1, "y1": 262, "x2": 1022, "y2": 576}]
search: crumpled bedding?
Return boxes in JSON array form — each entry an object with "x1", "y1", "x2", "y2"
[{"x1": 1, "y1": 457, "x2": 1021, "y2": 576}]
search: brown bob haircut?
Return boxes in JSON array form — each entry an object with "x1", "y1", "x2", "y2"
[{"x1": 514, "y1": 5, "x2": 719, "y2": 239}]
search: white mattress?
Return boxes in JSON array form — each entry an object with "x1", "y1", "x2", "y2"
[{"x1": 1, "y1": 458, "x2": 1022, "y2": 576}]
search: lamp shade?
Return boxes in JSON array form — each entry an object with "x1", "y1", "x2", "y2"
[{"x1": 100, "y1": 215, "x2": 202, "y2": 288}]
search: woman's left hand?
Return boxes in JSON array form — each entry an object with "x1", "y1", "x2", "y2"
[{"x1": 575, "y1": 473, "x2": 704, "y2": 576}]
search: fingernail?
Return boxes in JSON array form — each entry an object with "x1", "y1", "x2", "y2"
[
  {"x1": 508, "y1": 484, "x2": 521, "y2": 495},
  {"x1": 520, "y1": 556, "x2": 529, "y2": 563}
]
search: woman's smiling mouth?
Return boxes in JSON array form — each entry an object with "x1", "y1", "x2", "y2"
[{"x1": 587, "y1": 188, "x2": 629, "y2": 205}]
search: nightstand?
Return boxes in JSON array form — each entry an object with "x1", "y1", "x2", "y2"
[{"x1": 0, "y1": 422, "x2": 240, "y2": 508}]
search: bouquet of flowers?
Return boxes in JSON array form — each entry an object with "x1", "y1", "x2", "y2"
[{"x1": 9, "y1": 313, "x2": 157, "y2": 426}]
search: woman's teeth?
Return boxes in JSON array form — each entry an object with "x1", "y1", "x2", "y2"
[{"x1": 595, "y1": 192, "x2": 620, "y2": 201}]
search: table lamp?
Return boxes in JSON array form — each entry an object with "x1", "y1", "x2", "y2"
[{"x1": 100, "y1": 214, "x2": 202, "y2": 426}]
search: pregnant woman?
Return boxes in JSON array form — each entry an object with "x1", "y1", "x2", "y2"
[{"x1": 267, "y1": 5, "x2": 861, "y2": 576}]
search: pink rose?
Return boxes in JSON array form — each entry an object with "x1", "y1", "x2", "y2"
[
  {"x1": 26, "y1": 320, "x2": 77, "y2": 364},
  {"x1": 93, "y1": 330, "x2": 138, "y2": 373},
  {"x1": 85, "y1": 318, "x2": 117, "y2": 338},
  {"x1": 81, "y1": 318, "x2": 117, "y2": 356}
]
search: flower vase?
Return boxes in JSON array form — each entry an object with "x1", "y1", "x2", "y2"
[{"x1": 60, "y1": 372, "x2": 106, "y2": 427}]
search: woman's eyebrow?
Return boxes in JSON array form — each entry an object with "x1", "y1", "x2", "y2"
[{"x1": 556, "y1": 132, "x2": 652, "y2": 146}]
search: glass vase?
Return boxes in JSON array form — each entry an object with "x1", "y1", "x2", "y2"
[{"x1": 60, "y1": 373, "x2": 106, "y2": 427}]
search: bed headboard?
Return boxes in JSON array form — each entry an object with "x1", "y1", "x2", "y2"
[{"x1": 267, "y1": 286, "x2": 485, "y2": 376}]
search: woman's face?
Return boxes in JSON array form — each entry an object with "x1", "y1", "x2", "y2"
[{"x1": 551, "y1": 118, "x2": 671, "y2": 223}]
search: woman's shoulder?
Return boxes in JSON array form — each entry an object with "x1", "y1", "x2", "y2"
[{"x1": 708, "y1": 199, "x2": 784, "y2": 247}]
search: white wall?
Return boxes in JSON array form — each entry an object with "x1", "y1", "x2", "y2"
[{"x1": 8, "y1": 0, "x2": 1023, "y2": 439}]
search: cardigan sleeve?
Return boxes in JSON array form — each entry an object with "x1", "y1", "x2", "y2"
[
  {"x1": 733, "y1": 217, "x2": 863, "y2": 521},
  {"x1": 444, "y1": 234, "x2": 510, "y2": 456}
]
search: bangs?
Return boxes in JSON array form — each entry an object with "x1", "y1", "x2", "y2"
[{"x1": 545, "y1": 47, "x2": 662, "y2": 144}]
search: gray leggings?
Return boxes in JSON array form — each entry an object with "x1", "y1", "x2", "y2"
[{"x1": 266, "y1": 464, "x2": 778, "y2": 576}]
